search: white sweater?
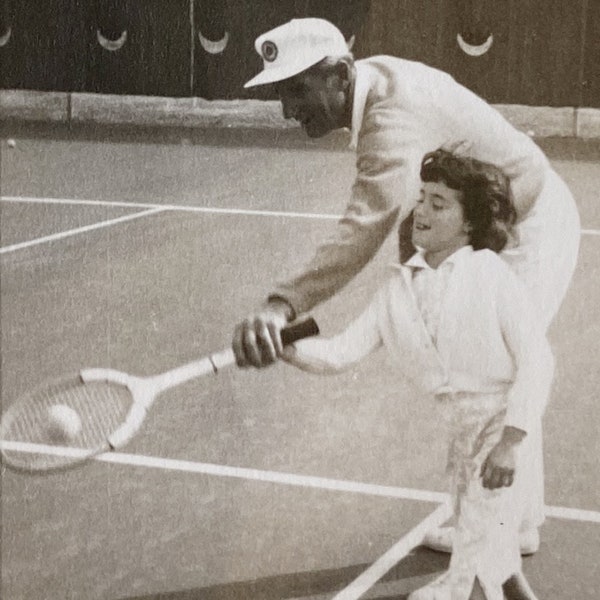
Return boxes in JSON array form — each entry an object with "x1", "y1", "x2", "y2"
[{"x1": 290, "y1": 247, "x2": 554, "y2": 434}]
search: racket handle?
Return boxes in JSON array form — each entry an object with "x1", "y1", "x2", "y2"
[{"x1": 281, "y1": 317, "x2": 320, "y2": 345}]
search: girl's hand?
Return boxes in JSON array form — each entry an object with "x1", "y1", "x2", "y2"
[
  {"x1": 280, "y1": 344, "x2": 298, "y2": 364},
  {"x1": 480, "y1": 426, "x2": 526, "y2": 489}
]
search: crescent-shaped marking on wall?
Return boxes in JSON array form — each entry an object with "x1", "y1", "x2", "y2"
[
  {"x1": 456, "y1": 33, "x2": 493, "y2": 57},
  {"x1": 198, "y1": 30, "x2": 229, "y2": 54},
  {"x1": 97, "y1": 29, "x2": 127, "y2": 52},
  {"x1": 0, "y1": 27, "x2": 12, "y2": 48}
]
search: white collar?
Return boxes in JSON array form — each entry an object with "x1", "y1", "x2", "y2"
[
  {"x1": 404, "y1": 245, "x2": 474, "y2": 270},
  {"x1": 349, "y1": 60, "x2": 371, "y2": 150}
]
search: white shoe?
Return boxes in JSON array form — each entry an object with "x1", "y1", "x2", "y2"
[{"x1": 422, "y1": 526, "x2": 540, "y2": 556}]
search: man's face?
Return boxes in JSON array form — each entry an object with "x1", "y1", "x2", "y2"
[
  {"x1": 412, "y1": 181, "x2": 470, "y2": 256},
  {"x1": 275, "y1": 64, "x2": 350, "y2": 138}
]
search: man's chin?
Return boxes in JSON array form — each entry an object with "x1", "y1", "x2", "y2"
[{"x1": 302, "y1": 121, "x2": 329, "y2": 138}]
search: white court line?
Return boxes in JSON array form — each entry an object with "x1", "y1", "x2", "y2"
[
  {"x1": 0, "y1": 207, "x2": 165, "y2": 254},
  {"x1": 3, "y1": 440, "x2": 600, "y2": 524},
  {"x1": 332, "y1": 503, "x2": 452, "y2": 600},
  {"x1": 3, "y1": 195, "x2": 599, "y2": 234},
  {"x1": 1, "y1": 440, "x2": 448, "y2": 503},
  {"x1": 544, "y1": 504, "x2": 600, "y2": 523},
  {"x1": 4, "y1": 442, "x2": 599, "y2": 600},
  {"x1": 0, "y1": 195, "x2": 340, "y2": 221}
]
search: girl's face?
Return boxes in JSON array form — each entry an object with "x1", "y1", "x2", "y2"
[{"x1": 412, "y1": 180, "x2": 471, "y2": 260}]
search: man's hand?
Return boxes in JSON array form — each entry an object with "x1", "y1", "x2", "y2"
[
  {"x1": 480, "y1": 426, "x2": 526, "y2": 490},
  {"x1": 232, "y1": 299, "x2": 294, "y2": 368}
]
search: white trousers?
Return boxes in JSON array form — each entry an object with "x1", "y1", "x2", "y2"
[{"x1": 440, "y1": 393, "x2": 532, "y2": 600}]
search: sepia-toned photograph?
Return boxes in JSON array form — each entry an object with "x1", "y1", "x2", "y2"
[{"x1": 1, "y1": 1, "x2": 599, "y2": 598}]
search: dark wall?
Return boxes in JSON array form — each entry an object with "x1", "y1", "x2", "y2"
[{"x1": 0, "y1": 0, "x2": 598, "y2": 107}]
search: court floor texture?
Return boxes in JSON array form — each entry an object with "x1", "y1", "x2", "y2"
[{"x1": 1, "y1": 123, "x2": 599, "y2": 599}]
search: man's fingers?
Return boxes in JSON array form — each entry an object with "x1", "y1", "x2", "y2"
[
  {"x1": 233, "y1": 322, "x2": 249, "y2": 367},
  {"x1": 242, "y1": 327, "x2": 263, "y2": 368},
  {"x1": 254, "y1": 318, "x2": 278, "y2": 365},
  {"x1": 232, "y1": 309, "x2": 288, "y2": 369},
  {"x1": 268, "y1": 321, "x2": 284, "y2": 356}
]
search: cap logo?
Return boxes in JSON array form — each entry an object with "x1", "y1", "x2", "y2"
[{"x1": 261, "y1": 40, "x2": 278, "y2": 62}]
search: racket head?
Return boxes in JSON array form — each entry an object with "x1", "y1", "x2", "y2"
[{"x1": 0, "y1": 374, "x2": 134, "y2": 473}]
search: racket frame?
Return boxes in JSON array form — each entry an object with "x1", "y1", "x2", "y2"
[{"x1": 2, "y1": 318, "x2": 319, "y2": 472}]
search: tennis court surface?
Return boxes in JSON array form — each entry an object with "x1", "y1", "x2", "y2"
[{"x1": 1, "y1": 123, "x2": 599, "y2": 599}]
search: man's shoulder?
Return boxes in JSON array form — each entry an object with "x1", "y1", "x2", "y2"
[
  {"x1": 467, "y1": 249, "x2": 516, "y2": 280},
  {"x1": 355, "y1": 55, "x2": 461, "y2": 126},
  {"x1": 357, "y1": 55, "x2": 450, "y2": 75}
]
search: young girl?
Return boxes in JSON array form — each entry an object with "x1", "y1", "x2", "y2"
[{"x1": 282, "y1": 149, "x2": 553, "y2": 600}]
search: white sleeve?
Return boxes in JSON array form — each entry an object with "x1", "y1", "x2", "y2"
[
  {"x1": 496, "y1": 262, "x2": 554, "y2": 432},
  {"x1": 286, "y1": 290, "x2": 384, "y2": 375}
]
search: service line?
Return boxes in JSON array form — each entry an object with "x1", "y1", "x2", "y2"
[
  {"x1": 3, "y1": 195, "x2": 599, "y2": 233},
  {"x1": 0, "y1": 207, "x2": 165, "y2": 254}
]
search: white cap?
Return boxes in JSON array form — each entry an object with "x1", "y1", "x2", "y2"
[{"x1": 244, "y1": 18, "x2": 349, "y2": 88}]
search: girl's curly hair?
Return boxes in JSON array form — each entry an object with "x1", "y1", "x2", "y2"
[{"x1": 420, "y1": 149, "x2": 517, "y2": 253}]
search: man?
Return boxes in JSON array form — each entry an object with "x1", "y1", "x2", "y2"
[{"x1": 233, "y1": 16, "x2": 580, "y2": 564}]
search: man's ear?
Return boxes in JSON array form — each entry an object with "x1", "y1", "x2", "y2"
[{"x1": 334, "y1": 57, "x2": 353, "y2": 87}]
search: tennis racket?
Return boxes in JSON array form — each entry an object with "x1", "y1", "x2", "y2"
[{"x1": 0, "y1": 317, "x2": 319, "y2": 474}]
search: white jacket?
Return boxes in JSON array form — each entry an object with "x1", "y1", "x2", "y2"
[
  {"x1": 273, "y1": 56, "x2": 579, "y2": 329},
  {"x1": 291, "y1": 247, "x2": 554, "y2": 434}
]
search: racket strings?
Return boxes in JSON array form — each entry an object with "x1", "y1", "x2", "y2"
[{"x1": 1, "y1": 376, "x2": 133, "y2": 472}]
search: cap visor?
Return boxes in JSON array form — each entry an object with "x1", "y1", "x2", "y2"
[{"x1": 243, "y1": 59, "x2": 322, "y2": 88}]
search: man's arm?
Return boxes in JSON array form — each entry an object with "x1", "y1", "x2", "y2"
[{"x1": 232, "y1": 107, "x2": 429, "y2": 368}]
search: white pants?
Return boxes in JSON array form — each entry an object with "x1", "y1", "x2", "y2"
[
  {"x1": 440, "y1": 393, "x2": 532, "y2": 600},
  {"x1": 501, "y1": 168, "x2": 580, "y2": 529}
]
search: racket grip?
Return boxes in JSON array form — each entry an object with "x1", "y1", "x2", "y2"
[{"x1": 281, "y1": 317, "x2": 319, "y2": 346}]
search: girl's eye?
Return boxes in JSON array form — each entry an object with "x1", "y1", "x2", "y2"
[{"x1": 432, "y1": 203, "x2": 444, "y2": 210}]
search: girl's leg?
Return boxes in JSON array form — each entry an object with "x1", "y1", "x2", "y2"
[{"x1": 470, "y1": 575, "x2": 539, "y2": 600}]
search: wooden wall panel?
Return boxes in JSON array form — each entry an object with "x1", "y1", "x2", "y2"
[
  {"x1": 193, "y1": 0, "x2": 370, "y2": 100},
  {"x1": 355, "y1": 0, "x2": 448, "y2": 69},
  {"x1": 0, "y1": 1, "x2": 597, "y2": 107},
  {"x1": 499, "y1": 0, "x2": 585, "y2": 106},
  {"x1": 582, "y1": 0, "x2": 600, "y2": 107},
  {"x1": 353, "y1": 0, "x2": 587, "y2": 107},
  {"x1": 82, "y1": 0, "x2": 191, "y2": 97},
  {"x1": 0, "y1": 0, "x2": 88, "y2": 92}
]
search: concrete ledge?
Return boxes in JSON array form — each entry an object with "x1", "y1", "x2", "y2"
[
  {"x1": 0, "y1": 89, "x2": 69, "y2": 122},
  {"x1": 1, "y1": 89, "x2": 599, "y2": 139},
  {"x1": 576, "y1": 108, "x2": 600, "y2": 139},
  {"x1": 70, "y1": 94, "x2": 292, "y2": 129}
]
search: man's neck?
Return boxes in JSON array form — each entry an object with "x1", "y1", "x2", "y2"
[{"x1": 343, "y1": 63, "x2": 357, "y2": 129}]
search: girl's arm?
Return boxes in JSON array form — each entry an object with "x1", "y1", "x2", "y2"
[
  {"x1": 496, "y1": 262, "x2": 555, "y2": 433},
  {"x1": 481, "y1": 259, "x2": 554, "y2": 489},
  {"x1": 282, "y1": 290, "x2": 384, "y2": 375}
]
